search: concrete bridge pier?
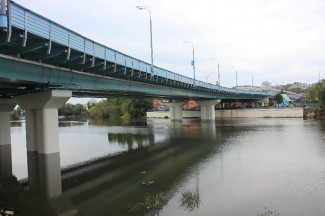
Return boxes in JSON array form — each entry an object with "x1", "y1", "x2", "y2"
[
  {"x1": 196, "y1": 100, "x2": 220, "y2": 120},
  {"x1": 16, "y1": 90, "x2": 77, "y2": 216},
  {"x1": 259, "y1": 97, "x2": 270, "y2": 107},
  {"x1": 0, "y1": 99, "x2": 21, "y2": 195},
  {"x1": 166, "y1": 101, "x2": 187, "y2": 121}
]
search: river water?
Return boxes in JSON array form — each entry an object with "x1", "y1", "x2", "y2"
[{"x1": 9, "y1": 118, "x2": 325, "y2": 216}]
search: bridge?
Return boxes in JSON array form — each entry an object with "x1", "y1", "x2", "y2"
[{"x1": 0, "y1": 1, "x2": 276, "y2": 215}]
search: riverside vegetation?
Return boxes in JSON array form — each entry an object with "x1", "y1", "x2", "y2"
[
  {"x1": 9, "y1": 98, "x2": 153, "y2": 121},
  {"x1": 304, "y1": 79, "x2": 325, "y2": 119},
  {"x1": 88, "y1": 98, "x2": 153, "y2": 120}
]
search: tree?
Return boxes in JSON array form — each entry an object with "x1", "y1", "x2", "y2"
[
  {"x1": 307, "y1": 79, "x2": 325, "y2": 105},
  {"x1": 307, "y1": 85, "x2": 319, "y2": 103},
  {"x1": 10, "y1": 109, "x2": 20, "y2": 120},
  {"x1": 89, "y1": 98, "x2": 153, "y2": 119},
  {"x1": 320, "y1": 87, "x2": 325, "y2": 108},
  {"x1": 58, "y1": 103, "x2": 87, "y2": 116},
  {"x1": 274, "y1": 93, "x2": 283, "y2": 106},
  {"x1": 89, "y1": 99, "x2": 111, "y2": 119},
  {"x1": 87, "y1": 99, "x2": 97, "y2": 110}
]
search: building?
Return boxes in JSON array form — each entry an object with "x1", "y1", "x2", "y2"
[
  {"x1": 183, "y1": 100, "x2": 200, "y2": 110},
  {"x1": 276, "y1": 94, "x2": 293, "y2": 107},
  {"x1": 261, "y1": 81, "x2": 272, "y2": 91}
]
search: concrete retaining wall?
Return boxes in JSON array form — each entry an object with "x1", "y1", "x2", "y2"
[{"x1": 147, "y1": 108, "x2": 303, "y2": 118}]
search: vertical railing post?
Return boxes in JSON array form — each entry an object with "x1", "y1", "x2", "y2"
[{"x1": 5, "y1": 0, "x2": 11, "y2": 42}]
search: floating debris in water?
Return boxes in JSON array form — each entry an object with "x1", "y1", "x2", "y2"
[
  {"x1": 0, "y1": 209, "x2": 15, "y2": 216},
  {"x1": 140, "y1": 171, "x2": 147, "y2": 175},
  {"x1": 141, "y1": 180, "x2": 155, "y2": 186},
  {"x1": 257, "y1": 207, "x2": 280, "y2": 216},
  {"x1": 4, "y1": 211, "x2": 14, "y2": 216}
]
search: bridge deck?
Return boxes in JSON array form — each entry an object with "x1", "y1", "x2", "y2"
[{"x1": 0, "y1": 1, "x2": 272, "y2": 99}]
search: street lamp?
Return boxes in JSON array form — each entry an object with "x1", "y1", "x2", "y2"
[
  {"x1": 183, "y1": 41, "x2": 196, "y2": 85},
  {"x1": 136, "y1": 6, "x2": 154, "y2": 76},
  {"x1": 211, "y1": 58, "x2": 220, "y2": 86},
  {"x1": 231, "y1": 65, "x2": 238, "y2": 88}
]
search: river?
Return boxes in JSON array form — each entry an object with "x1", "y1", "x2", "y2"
[{"x1": 8, "y1": 118, "x2": 325, "y2": 216}]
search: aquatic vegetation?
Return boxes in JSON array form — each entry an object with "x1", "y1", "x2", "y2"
[
  {"x1": 257, "y1": 207, "x2": 280, "y2": 216},
  {"x1": 129, "y1": 192, "x2": 167, "y2": 216},
  {"x1": 180, "y1": 190, "x2": 201, "y2": 212}
]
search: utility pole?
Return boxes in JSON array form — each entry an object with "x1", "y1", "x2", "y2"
[
  {"x1": 136, "y1": 6, "x2": 154, "y2": 76},
  {"x1": 211, "y1": 58, "x2": 220, "y2": 86},
  {"x1": 183, "y1": 41, "x2": 196, "y2": 85}
]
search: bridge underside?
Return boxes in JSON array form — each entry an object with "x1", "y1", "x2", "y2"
[{"x1": 0, "y1": 54, "x2": 266, "y2": 100}]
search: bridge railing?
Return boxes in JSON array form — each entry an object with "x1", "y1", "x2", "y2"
[{"x1": 7, "y1": 0, "x2": 273, "y2": 98}]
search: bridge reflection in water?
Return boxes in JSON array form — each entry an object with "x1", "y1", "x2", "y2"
[
  {"x1": 61, "y1": 120, "x2": 223, "y2": 216},
  {"x1": 1, "y1": 119, "x2": 231, "y2": 216}
]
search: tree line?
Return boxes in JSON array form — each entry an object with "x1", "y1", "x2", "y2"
[
  {"x1": 88, "y1": 98, "x2": 153, "y2": 119},
  {"x1": 9, "y1": 98, "x2": 153, "y2": 121},
  {"x1": 274, "y1": 79, "x2": 325, "y2": 107},
  {"x1": 307, "y1": 79, "x2": 325, "y2": 107}
]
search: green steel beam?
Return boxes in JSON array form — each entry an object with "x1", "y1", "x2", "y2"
[{"x1": 0, "y1": 54, "x2": 265, "y2": 100}]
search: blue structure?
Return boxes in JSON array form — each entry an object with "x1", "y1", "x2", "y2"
[{"x1": 276, "y1": 94, "x2": 293, "y2": 107}]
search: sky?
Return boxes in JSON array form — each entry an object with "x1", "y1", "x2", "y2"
[{"x1": 16, "y1": 0, "x2": 325, "y2": 104}]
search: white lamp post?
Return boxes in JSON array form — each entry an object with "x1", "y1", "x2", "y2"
[{"x1": 136, "y1": 6, "x2": 154, "y2": 76}]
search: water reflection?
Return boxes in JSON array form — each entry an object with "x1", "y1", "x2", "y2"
[
  {"x1": 3, "y1": 118, "x2": 325, "y2": 216},
  {"x1": 59, "y1": 121, "x2": 87, "y2": 127},
  {"x1": 108, "y1": 133, "x2": 155, "y2": 150},
  {"x1": 59, "y1": 120, "x2": 221, "y2": 216},
  {"x1": 89, "y1": 118, "x2": 148, "y2": 127}
]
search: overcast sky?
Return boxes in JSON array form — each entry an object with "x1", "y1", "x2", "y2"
[{"x1": 16, "y1": 0, "x2": 325, "y2": 103}]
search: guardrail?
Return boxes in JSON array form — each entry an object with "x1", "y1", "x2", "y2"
[{"x1": 5, "y1": 0, "x2": 273, "y2": 98}]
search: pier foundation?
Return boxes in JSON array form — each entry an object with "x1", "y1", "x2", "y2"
[
  {"x1": 197, "y1": 100, "x2": 220, "y2": 120},
  {"x1": 166, "y1": 101, "x2": 187, "y2": 121}
]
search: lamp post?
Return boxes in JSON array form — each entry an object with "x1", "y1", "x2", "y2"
[
  {"x1": 136, "y1": 6, "x2": 154, "y2": 76},
  {"x1": 211, "y1": 58, "x2": 220, "y2": 86},
  {"x1": 183, "y1": 41, "x2": 196, "y2": 85},
  {"x1": 231, "y1": 65, "x2": 238, "y2": 88}
]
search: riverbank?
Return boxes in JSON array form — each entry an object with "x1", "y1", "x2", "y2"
[
  {"x1": 303, "y1": 107, "x2": 325, "y2": 120},
  {"x1": 147, "y1": 107, "x2": 303, "y2": 118}
]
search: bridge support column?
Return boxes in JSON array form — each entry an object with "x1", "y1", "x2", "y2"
[
  {"x1": 17, "y1": 90, "x2": 77, "y2": 216},
  {"x1": 0, "y1": 99, "x2": 21, "y2": 195},
  {"x1": 0, "y1": 99, "x2": 16, "y2": 179},
  {"x1": 166, "y1": 102, "x2": 186, "y2": 121},
  {"x1": 259, "y1": 97, "x2": 270, "y2": 107},
  {"x1": 196, "y1": 100, "x2": 220, "y2": 120},
  {"x1": 17, "y1": 90, "x2": 71, "y2": 198}
]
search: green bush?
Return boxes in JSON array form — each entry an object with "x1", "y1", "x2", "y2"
[
  {"x1": 180, "y1": 190, "x2": 200, "y2": 212},
  {"x1": 89, "y1": 98, "x2": 153, "y2": 119}
]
